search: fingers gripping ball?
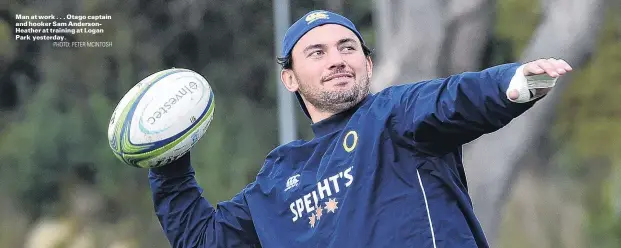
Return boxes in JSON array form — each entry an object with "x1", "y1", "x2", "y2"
[{"x1": 107, "y1": 68, "x2": 215, "y2": 168}]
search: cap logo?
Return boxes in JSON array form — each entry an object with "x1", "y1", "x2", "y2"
[{"x1": 305, "y1": 11, "x2": 329, "y2": 24}]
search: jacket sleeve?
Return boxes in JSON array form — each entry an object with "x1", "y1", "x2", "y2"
[
  {"x1": 148, "y1": 153, "x2": 261, "y2": 248},
  {"x1": 390, "y1": 63, "x2": 541, "y2": 153}
]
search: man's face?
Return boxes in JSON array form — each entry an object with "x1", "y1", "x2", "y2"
[{"x1": 287, "y1": 24, "x2": 372, "y2": 114}]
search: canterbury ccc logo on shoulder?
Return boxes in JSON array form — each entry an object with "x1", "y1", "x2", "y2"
[{"x1": 342, "y1": 130, "x2": 358, "y2": 152}]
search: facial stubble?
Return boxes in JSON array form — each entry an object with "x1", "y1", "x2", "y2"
[{"x1": 295, "y1": 66, "x2": 370, "y2": 114}]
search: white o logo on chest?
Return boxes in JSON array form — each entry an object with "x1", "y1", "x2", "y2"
[{"x1": 343, "y1": 130, "x2": 358, "y2": 152}]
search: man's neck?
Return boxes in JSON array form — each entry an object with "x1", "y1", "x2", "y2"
[
  {"x1": 310, "y1": 111, "x2": 337, "y2": 123},
  {"x1": 306, "y1": 97, "x2": 370, "y2": 123}
]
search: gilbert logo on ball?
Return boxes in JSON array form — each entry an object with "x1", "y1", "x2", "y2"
[{"x1": 107, "y1": 68, "x2": 215, "y2": 168}]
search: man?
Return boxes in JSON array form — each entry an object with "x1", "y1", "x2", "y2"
[{"x1": 149, "y1": 10, "x2": 572, "y2": 248}]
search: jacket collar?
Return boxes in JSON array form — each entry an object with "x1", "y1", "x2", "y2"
[{"x1": 310, "y1": 95, "x2": 372, "y2": 137}]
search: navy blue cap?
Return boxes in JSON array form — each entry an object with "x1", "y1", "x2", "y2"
[
  {"x1": 281, "y1": 10, "x2": 365, "y2": 58},
  {"x1": 282, "y1": 10, "x2": 365, "y2": 120}
]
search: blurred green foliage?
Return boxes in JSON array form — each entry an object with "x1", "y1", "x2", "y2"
[{"x1": 555, "y1": 10, "x2": 621, "y2": 247}]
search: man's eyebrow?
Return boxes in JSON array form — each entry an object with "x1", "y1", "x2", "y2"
[
  {"x1": 337, "y1": 38, "x2": 357, "y2": 45},
  {"x1": 303, "y1": 44, "x2": 325, "y2": 54}
]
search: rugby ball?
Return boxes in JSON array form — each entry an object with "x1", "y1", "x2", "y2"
[{"x1": 107, "y1": 68, "x2": 215, "y2": 168}]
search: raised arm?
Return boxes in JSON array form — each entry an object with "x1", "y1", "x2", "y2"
[
  {"x1": 149, "y1": 153, "x2": 261, "y2": 248},
  {"x1": 390, "y1": 59, "x2": 571, "y2": 153}
]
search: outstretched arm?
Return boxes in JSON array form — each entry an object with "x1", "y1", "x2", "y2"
[
  {"x1": 149, "y1": 153, "x2": 261, "y2": 248},
  {"x1": 390, "y1": 58, "x2": 572, "y2": 153}
]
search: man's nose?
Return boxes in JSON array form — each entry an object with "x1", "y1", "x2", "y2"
[{"x1": 327, "y1": 50, "x2": 346, "y2": 70}]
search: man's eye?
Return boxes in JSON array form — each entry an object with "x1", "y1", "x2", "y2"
[
  {"x1": 342, "y1": 46, "x2": 355, "y2": 52},
  {"x1": 309, "y1": 51, "x2": 323, "y2": 57}
]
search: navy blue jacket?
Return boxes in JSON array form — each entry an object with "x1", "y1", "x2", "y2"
[{"x1": 149, "y1": 63, "x2": 538, "y2": 247}]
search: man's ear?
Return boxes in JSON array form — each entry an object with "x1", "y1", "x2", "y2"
[{"x1": 280, "y1": 69, "x2": 299, "y2": 92}]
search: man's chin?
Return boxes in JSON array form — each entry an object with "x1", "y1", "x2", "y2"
[{"x1": 334, "y1": 95, "x2": 362, "y2": 109}]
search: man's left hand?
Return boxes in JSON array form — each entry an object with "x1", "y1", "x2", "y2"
[{"x1": 508, "y1": 58, "x2": 573, "y2": 101}]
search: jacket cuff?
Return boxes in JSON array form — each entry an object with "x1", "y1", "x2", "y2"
[{"x1": 149, "y1": 152, "x2": 193, "y2": 178}]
